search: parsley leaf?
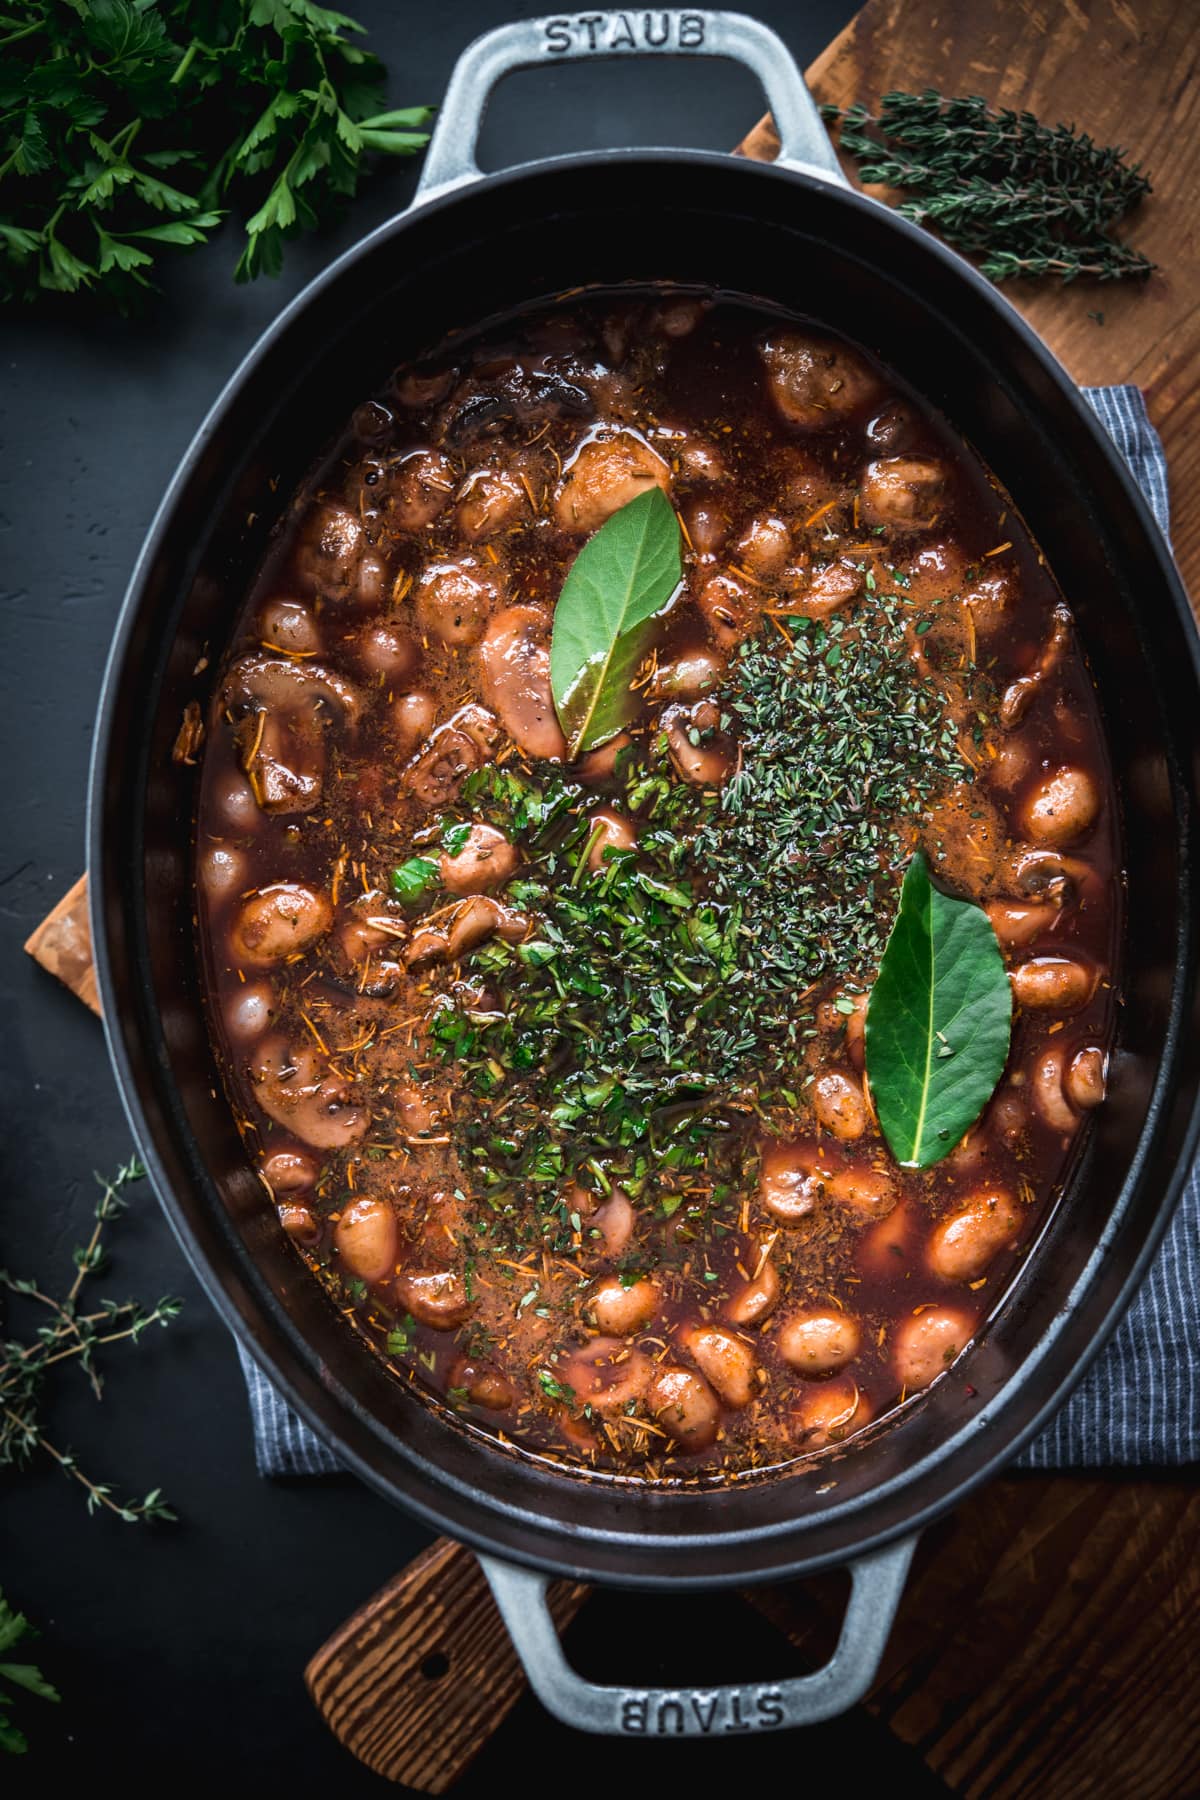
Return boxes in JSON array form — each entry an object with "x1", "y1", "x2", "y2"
[
  {"x1": 536, "y1": 1369, "x2": 576, "y2": 1405},
  {"x1": 390, "y1": 856, "x2": 438, "y2": 903},
  {"x1": 0, "y1": 1588, "x2": 60, "y2": 1756}
]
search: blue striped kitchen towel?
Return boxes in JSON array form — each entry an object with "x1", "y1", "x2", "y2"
[{"x1": 236, "y1": 384, "x2": 1199, "y2": 1476}]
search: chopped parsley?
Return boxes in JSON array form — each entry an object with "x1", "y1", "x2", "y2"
[{"x1": 390, "y1": 856, "x2": 439, "y2": 902}]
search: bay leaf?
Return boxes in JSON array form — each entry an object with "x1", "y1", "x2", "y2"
[
  {"x1": 865, "y1": 851, "x2": 1013, "y2": 1168},
  {"x1": 549, "y1": 487, "x2": 681, "y2": 757}
]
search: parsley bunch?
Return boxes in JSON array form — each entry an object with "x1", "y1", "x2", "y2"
[
  {"x1": 0, "y1": 0, "x2": 431, "y2": 304},
  {"x1": 0, "y1": 1590, "x2": 59, "y2": 1757}
]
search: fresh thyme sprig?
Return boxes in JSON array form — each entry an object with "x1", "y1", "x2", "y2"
[
  {"x1": 0, "y1": 0, "x2": 431, "y2": 304},
  {"x1": 0, "y1": 1158, "x2": 180, "y2": 1524},
  {"x1": 824, "y1": 90, "x2": 1154, "y2": 283}
]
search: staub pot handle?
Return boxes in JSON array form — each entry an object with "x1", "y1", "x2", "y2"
[
  {"x1": 414, "y1": 9, "x2": 849, "y2": 202},
  {"x1": 479, "y1": 1537, "x2": 916, "y2": 1735}
]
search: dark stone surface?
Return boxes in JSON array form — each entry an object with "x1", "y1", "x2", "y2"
[{"x1": 0, "y1": 5, "x2": 942, "y2": 1789}]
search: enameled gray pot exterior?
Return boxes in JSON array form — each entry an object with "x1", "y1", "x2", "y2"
[{"x1": 90, "y1": 7, "x2": 1200, "y2": 1736}]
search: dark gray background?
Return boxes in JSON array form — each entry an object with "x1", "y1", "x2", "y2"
[{"x1": 0, "y1": 2, "x2": 948, "y2": 1788}]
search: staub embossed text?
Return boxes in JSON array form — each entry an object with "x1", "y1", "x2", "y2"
[
  {"x1": 619, "y1": 1688, "x2": 786, "y2": 1734},
  {"x1": 543, "y1": 12, "x2": 707, "y2": 55}
]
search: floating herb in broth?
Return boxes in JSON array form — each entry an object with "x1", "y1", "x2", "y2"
[
  {"x1": 695, "y1": 596, "x2": 972, "y2": 1048},
  {"x1": 866, "y1": 852, "x2": 1013, "y2": 1167},
  {"x1": 549, "y1": 487, "x2": 682, "y2": 755}
]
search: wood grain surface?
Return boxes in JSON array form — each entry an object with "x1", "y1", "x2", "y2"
[
  {"x1": 754, "y1": 1474, "x2": 1200, "y2": 1800},
  {"x1": 27, "y1": 1, "x2": 1199, "y2": 1794},
  {"x1": 23, "y1": 872, "x2": 99, "y2": 1014},
  {"x1": 305, "y1": 1537, "x2": 589, "y2": 1793}
]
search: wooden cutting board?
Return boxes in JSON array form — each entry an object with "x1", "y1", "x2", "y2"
[{"x1": 26, "y1": 0, "x2": 1200, "y2": 1794}]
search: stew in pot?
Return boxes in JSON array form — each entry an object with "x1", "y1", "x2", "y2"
[{"x1": 193, "y1": 289, "x2": 1119, "y2": 1481}]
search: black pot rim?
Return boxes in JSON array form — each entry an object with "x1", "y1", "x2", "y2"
[{"x1": 89, "y1": 146, "x2": 1200, "y2": 1589}]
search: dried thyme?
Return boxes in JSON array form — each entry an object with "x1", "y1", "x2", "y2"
[{"x1": 696, "y1": 593, "x2": 969, "y2": 1038}]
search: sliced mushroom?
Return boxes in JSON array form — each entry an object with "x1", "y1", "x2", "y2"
[
  {"x1": 561, "y1": 1337, "x2": 651, "y2": 1417},
  {"x1": 402, "y1": 703, "x2": 502, "y2": 807},
  {"x1": 455, "y1": 465, "x2": 532, "y2": 541},
  {"x1": 415, "y1": 555, "x2": 505, "y2": 647},
  {"x1": 760, "y1": 334, "x2": 878, "y2": 427},
  {"x1": 999, "y1": 605, "x2": 1072, "y2": 726},
  {"x1": 250, "y1": 1037, "x2": 369, "y2": 1149},
  {"x1": 230, "y1": 883, "x2": 332, "y2": 967},
  {"x1": 403, "y1": 894, "x2": 529, "y2": 968},
  {"x1": 478, "y1": 605, "x2": 568, "y2": 760},
  {"x1": 383, "y1": 449, "x2": 456, "y2": 529},
  {"x1": 220, "y1": 653, "x2": 362, "y2": 815},
  {"x1": 679, "y1": 1324, "x2": 757, "y2": 1407},
  {"x1": 554, "y1": 431, "x2": 670, "y2": 533},
  {"x1": 860, "y1": 457, "x2": 946, "y2": 529},
  {"x1": 662, "y1": 699, "x2": 735, "y2": 788},
  {"x1": 396, "y1": 1267, "x2": 473, "y2": 1329},
  {"x1": 221, "y1": 651, "x2": 363, "y2": 724}
]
